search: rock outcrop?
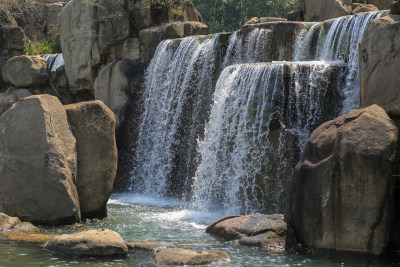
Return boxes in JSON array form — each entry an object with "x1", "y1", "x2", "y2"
[
  {"x1": 0, "y1": 89, "x2": 32, "y2": 115},
  {"x1": 291, "y1": 105, "x2": 398, "y2": 254},
  {"x1": 352, "y1": 4, "x2": 379, "y2": 14},
  {"x1": 0, "y1": 17, "x2": 27, "y2": 58},
  {"x1": 154, "y1": 248, "x2": 230, "y2": 265},
  {"x1": 0, "y1": 213, "x2": 20, "y2": 231},
  {"x1": 0, "y1": 95, "x2": 80, "y2": 225},
  {"x1": 139, "y1": 21, "x2": 208, "y2": 60},
  {"x1": 301, "y1": 0, "x2": 351, "y2": 22},
  {"x1": 360, "y1": 15, "x2": 400, "y2": 120},
  {"x1": 206, "y1": 214, "x2": 287, "y2": 251},
  {"x1": 59, "y1": 0, "x2": 204, "y2": 95},
  {"x1": 65, "y1": 101, "x2": 117, "y2": 219},
  {"x1": 246, "y1": 17, "x2": 287, "y2": 24},
  {"x1": 45, "y1": 229, "x2": 128, "y2": 256},
  {"x1": 2, "y1": 56, "x2": 49, "y2": 88}
]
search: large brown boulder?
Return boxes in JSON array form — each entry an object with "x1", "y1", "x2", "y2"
[
  {"x1": 206, "y1": 214, "x2": 287, "y2": 251},
  {"x1": 0, "y1": 95, "x2": 80, "y2": 225},
  {"x1": 2, "y1": 56, "x2": 49, "y2": 88},
  {"x1": 291, "y1": 105, "x2": 398, "y2": 254},
  {"x1": 360, "y1": 15, "x2": 400, "y2": 120},
  {"x1": 302, "y1": 0, "x2": 351, "y2": 21},
  {"x1": 154, "y1": 248, "x2": 230, "y2": 265},
  {"x1": 45, "y1": 229, "x2": 128, "y2": 256},
  {"x1": 65, "y1": 101, "x2": 117, "y2": 219}
]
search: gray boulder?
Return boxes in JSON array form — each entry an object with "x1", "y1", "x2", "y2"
[
  {"x1": 291, "y1": 105, "x2": 398, "y2": 254},
  {"x1": 2, "y1": 56, "x2": 49, "y2": 88},
  {"x1": 65, "y1": 101, "x2": 117, "y2": 219},
  {"x1": 0, "y1": 94, "x2": 80, "y2": 225},
  {"x1": 360, "y1": 15, "x2": 400, "y2": 119}
]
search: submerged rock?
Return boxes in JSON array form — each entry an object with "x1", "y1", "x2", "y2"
[
  {"x1": 45, "y1": 229, "x2": 128, "y2": 256},
  {"x1": 2, "y1": 56, "x2": 49, "y2": 88},
  {"x1": 4, "y1": 222, "x2": 54, "y2": 244},
  {"x1": 0, "y1": 213, "x2": 20, "y2": 231},
  {"x1": 291, "y1": 105, "x2": 398, "y2": 254},
  {"x1": 65, "y1": 101, "x2": 117, "y2": 219},
  {"x1": 126, "y1": 241, "x2": 175, "y2": 253},
  {"x1": 154, "y1": 248, "x2": 230, "y2": 265},
  {"x1": 206, "y1": 214, "x2": 287, "y2": 251},
  {"x1": 0, "y1": 95, "x2": 81, "y2": 225}
]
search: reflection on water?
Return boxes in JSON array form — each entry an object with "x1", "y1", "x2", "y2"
[{"x1": 0, "y1": 194, "x2": 399, "y2": 266}]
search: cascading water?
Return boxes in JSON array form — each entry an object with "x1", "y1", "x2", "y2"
[
  {"x1": 128, "y1": 11, "x2": 382, "y2": 215},
  {"x1": 130, "y1": 35, "x2": 223, "y2": 199},
  {"x1": 44, "y1": 54, "x2": 65, "y2": 72},
  {"x1": 192, "y1": 62, "x2": 345, "y2": 214},
  {"x1": 294, "y1": 11, "x2": 384, "y2": 113}
]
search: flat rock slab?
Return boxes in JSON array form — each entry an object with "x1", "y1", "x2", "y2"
[
  {"x1": 126, "y1": 241, "x2": 175, "y2": 253},
  {"x1": 45, "y1": 229, "x2": 128, "y2": 257},
  {"x1": 154, "y1": 248, "x2": 230, "y2": 265},
  {"x1": 206, "y1": 213, "x2": 287, "y2": 251},
  {"x1": 0, "y1": 213, "x2": 20, "y2": 231}
]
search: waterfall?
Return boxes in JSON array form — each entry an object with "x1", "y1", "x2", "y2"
[
  {"x1": 127, "y1": 11, "x2": 382, "y2": 214},
  {"x1": 293, "y1": 11, "x2": 383, "y2": 113},
  {"x1": 130, "y1": 35, "x2": 223, "y2": 199},
  {"x1": 44, "y1": 54, "x2": 64, "y2": 72},
  {"x1": 191, "y1": 62, "x2": 345, "y2": 214}
]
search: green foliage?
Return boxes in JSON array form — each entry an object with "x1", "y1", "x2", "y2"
[
  {"x1": 193, "y1": 0, "x2": 298, "y2": 33},
  {"x1": 145, "y1": 0, "x2": 183, "y2": 21},
  {"x1": 24, "y1": 40, "x2": 57, "y2": 55}
]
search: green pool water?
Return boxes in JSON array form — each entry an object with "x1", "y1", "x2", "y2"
[{"x1": 0, "y1": 193, "x2": 399, "y2": 266}]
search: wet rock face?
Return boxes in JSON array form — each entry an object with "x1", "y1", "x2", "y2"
[
  {"x1": 291, "y1": 105, "x2": 398, "y2": 254},
  {"x1": 45, "y1": 229, "x2": 128, "y2": 256},
  {"x1": 360, "y1": 15, "x2": 400, "y2": 119},
  {"x1": 65, "y1": 101, "x2": 117, "y2": 219},
  {"x1": 94, "y1": 60, "x2": 146, "y2": 130},
  {"x1": 0, "y1": 95, "x2": 80, "y2": 225},
  {"x1": 206, "y1": 214, "x2": 287, "y2": 251},
  {"x1": 154, "y1": 248, "x2": 230, "y2": 265},
  {"x1": 2, "y1": 56, "x2": 49, "y2": 88}
]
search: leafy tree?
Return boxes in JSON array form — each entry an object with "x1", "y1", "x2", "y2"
[{"x1": 193, "y1": 0, "x2": 297, "y2": 33}]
